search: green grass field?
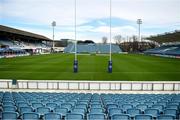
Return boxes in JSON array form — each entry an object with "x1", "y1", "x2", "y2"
[{"x1": 0, "y1": 53, "x2": 180, "y2": 81}]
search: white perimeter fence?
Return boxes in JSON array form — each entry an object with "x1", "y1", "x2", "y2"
[{"x1": 0, "y1": 79, "x2": 180, "y2": 91}]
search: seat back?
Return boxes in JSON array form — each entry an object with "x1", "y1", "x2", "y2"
[
  {"x1": 111, "y1": 114, "x2": 130, "y2": 120},
  {"x1": 3, "y1": 106, "x2": 16, "y2": 112},
  {"x1": 22, "y1": 112, "x2": 39, "y2": 120},
  {"x1": 66, "y1": 113, "x2": 83, "y2": 120},
  {"x1": 135, "y1": 115, "x2": 152, "y2": 120},
  {"x1": 2, "y1": 112, "x2": 18, "y2": 119},
  {"x1": 157, "y1": 115, "x2": 175, "y2": 120},
  {"x1": 44, "y1": 113, "x2": 61, "y2": 120},
  {"x1": 88, "y1": 113, "x2": 105, "y2": 120}
]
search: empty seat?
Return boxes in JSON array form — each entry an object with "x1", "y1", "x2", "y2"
[
  {"x1": 65, "y1": 113, "x2": 83, "y2": 120},
  {"x1": 157, "y1": 115, "x2": 175, "y2": 120},
  {"x1": 61, "y1": 103, "x2": 72, "y2": 111},
  {"x1": 54, "y1": 107, "x2": 68, "y2": 116},
  {"x1": 90, "y1": 104, "x2": 102, "y2": 108},
  {"x1": 127, "y1": 108, "x2": 141, "y2": 117},
  {"x1": 32, "y1": 103, "x2": 44, "y2": 109},
  {"x1": 151, "y1": 105, "x2": 163, "y2": 113},
  {"x1": 75, "y1": 104, "x2": 87, "y2": 112},
  {"x1": 144, "y1": 108, "x2": 159, "y2": 118},
  {"x1": 108, "y1": 108, "x2": 123, "y2": 118},
  {"x1": 3, "y1": 106, "x2": 16, "y2": 112},
  {"x1": 19, "y1": 107, "x2": 33, "y2": 115},
  {"x1": 163, "y1": 109, "x2": 177, "y2": 118},
  {"x1": 121, "y1": 104, "x2": 133, "y2": 112},
  {"x1": 136, "y1": 104, "x2": 148, "y2": 112},
  {"x1": 89, "y1": 108, "x2": 104, "y2": 114},
  {"x1": 87, "y1": 113, "x2": 106, "y2": 120},
  {"x1": 2, "y1": 112, "x2": 18, "y2": 120},
  {"x1": 17, "y1": 102, "x2": 29, "y2": 108},
  {"x1": 36, "y1": 107, "x2": 50, "y2": 115},
  {"x1": 46, "y1": 103, "x2": 57, "y2": 110},
  {"x1": 135, "y1": 115, "x2": 152, "y2": 120},
  {"x1": 3, "y1": 102, "x2": 15, "y2": 106},
  {"x1": 111, "y1": 114, "x2": 130, "y2": 120},
  {"x1": 44, "y1": 113, "x2": 61, "y2": 120},
  {"x1": 22, "y1": 112, "x2": 39, "y2": 120},
  {"x1": 166, "y1": 105, "x2": 179, "y2": 110},
  {"x1": 71, "y1": 108, "x2": 86, "y2": 115}
]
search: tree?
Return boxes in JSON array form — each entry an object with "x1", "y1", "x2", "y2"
[
  {"x1": 113, "y1": 35, "x2": 122, "y2": 45},
  {"x1": 84, "y1": 40, "x2": 94, "y2": 44},
  {"x1": 102, "y1": 36, "x2": 107, "y2": 44}
]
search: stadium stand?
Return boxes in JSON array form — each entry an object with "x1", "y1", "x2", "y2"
[
  {"x1": 64, "y1": 43, "x2": 122, "y2": 53},
  {"x1": 145, "y1": 30, "x2": 180, "y2": 58},
  {"x1": 0, "y1": 25, "x2": 52, "y2": 58},
  {"x1": 0, "y1": 92, "x2": 180, "y2": 120},
  {"x1": 144, "y1": 44, "x2": 180, "y2": 56}
]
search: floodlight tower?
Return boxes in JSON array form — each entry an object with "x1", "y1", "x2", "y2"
[
  {"x1": 137, "y1": 19, "x2": 142, "y2": 42},
  {"x1": 73, "y1": 0, "x2": 78, "y2": 73},
  {"x1": 52, "y1": 21, "x2": 56, "y2": 51},
  {"x1": 108, "y1": 0, "x2": 112, "y2": 73}
]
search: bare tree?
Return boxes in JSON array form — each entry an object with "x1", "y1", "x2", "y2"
[
  {"x1": 102, "y1": 36, "x2": 108, "y2": 44},
  {"x1": 113, "y1": 35, "x2": 122, "y2": 45}
]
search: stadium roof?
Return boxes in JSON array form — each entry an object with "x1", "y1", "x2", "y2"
[
  {"x1": 147, "y1": 30, "x2": 180, "y2": 44},
  {"x1": 0, "y1": 25, "x2": 52, "y2": 41}
]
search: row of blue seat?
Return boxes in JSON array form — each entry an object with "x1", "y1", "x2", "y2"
[
  {"x1": 144, "y1": 44, "x2": 180, "y2": 56},
  {"x1": 64, "y1": 43, "x2": 122, "y2": 53},
  {"x1": 0, "y1": 92, "x2": 180, "y2": 120}
]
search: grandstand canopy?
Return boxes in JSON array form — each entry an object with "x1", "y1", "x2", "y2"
[
  {"x1": 0, "y1": 25, "x2": 52, "y2": 41},
  {"x1": 147, "y1": 30, "x2": 180, "y2": 44}
]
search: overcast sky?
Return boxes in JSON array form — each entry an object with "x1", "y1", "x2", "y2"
[{"x1": 1, "y1": 0, "x2": 180, "y2": 42}]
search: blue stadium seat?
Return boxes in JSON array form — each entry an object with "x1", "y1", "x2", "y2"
[
  {"x1": 44, "y1": 113, "x2": 61, "y2": 120},
  {"x1": 36, "y1": 107, "x2": 50, "y2": 115},
  {"x1": 157, "y1": 115, "x2": 175, "y2": 120},
  {"x1": 90, "y1": 104, "x2": 102, "y2": 108},
  {"x1": 2, "y1": 112, "x2": 18, "y2": 120},
  {"x1": 32, "y1": 102, "x2": 44, "y2": 109},
  {"x1": 89, "y1": 108, "x2": 104, "y2": 114},
  {"x1": 16, "y1": 102, "x2": 29, "y2": 108},
  {"x1": 121, "y1": 104, "x2": 133, "y2": 112},
  {"x1": 126, "y1": 108, "x2": 141, "y2": 118},
  {"x1": 65, "y1": 113, "x2": 83, "y2": 120},
  {"x1": 87, "y1": 113, "x2": 106, "y2": 120},
  {"x1": 108, "y1": 108, "x2": 123, "y2": 118},
  {"x1": 151, "y1": 105, "x2": 164, "y2": 113},
  {"x1": 75, "y1": 104, "x2": 88, "y2": 111},
  {"x1": 166, "y1": 105, "x2": 179, "y2": 110},
  {"x1": 61, "y1": 103, "x2": 72, "y2": 111},
  {"x1": 135, "y1": 115, "x2": 152, "y2": 120},
  {"x1": 144, "y1": 102, "x2": 154, "y2": 107},
  {"x1": 136, "y1": 104, "x2": 148, "y2": 112},
  {"x1": 19, "y1": 107, "x2": 33, "y2": 115},
  {"x1": 144, "y1": 108, "x2": 159, "y2": 118},
  {"x1": 3, "y1": 106, "x2": 16, "y2": 112},
  {"x1": 54, "y1": 107, "x2": 68, "y2": 117},
  {"x1": 46, "y1": 103, "x2": 57, "y2": 110},
  {"x1": 111, "y1": 114, "x2": 130, "y2": 120},
  {"x1": 22, "y1": 112, "x2": 39, "y2": 120},
  {"x1": 71, "y1": 108, "x2": 86, "y2": 115},
  {"x1": 163, "y1": 109, "x2": 177, "y2": 118},
  {"x1": 3, "y1": 102, "x2": 15, "y2": 106}
]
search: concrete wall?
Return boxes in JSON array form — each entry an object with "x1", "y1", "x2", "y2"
[{"x1": 0, "y1": 79, "x2": 180, "y2": 91}]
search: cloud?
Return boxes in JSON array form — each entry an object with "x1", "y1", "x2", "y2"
[{"x1": 1, "y1": 0, "x2": 180, "y2": 42}]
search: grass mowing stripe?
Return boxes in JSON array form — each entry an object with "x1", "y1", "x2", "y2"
[{"x1": 0, "y1": 53, "x2": 180, "y2": 81}]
